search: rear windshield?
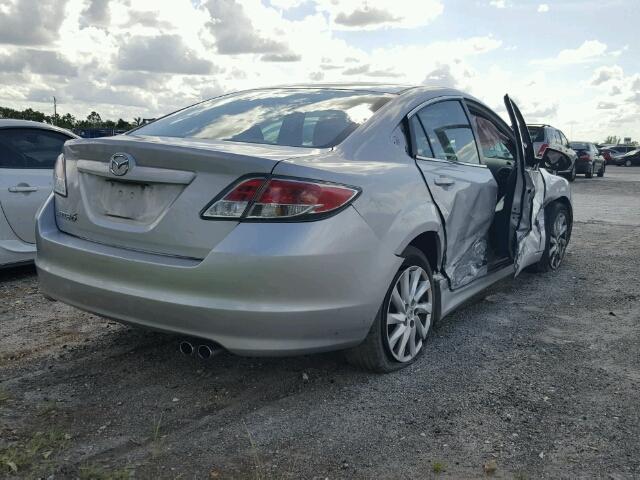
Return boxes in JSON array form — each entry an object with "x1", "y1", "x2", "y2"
[
  {"x1": 569, "y1": 142, "x2": 589, "y2": 150},
  {"x1": 132, "y1": 89, "x2": 393, "y2": 148},
  {"x1": 527, "y1": 126, "x2": 545, "y2": 142}
]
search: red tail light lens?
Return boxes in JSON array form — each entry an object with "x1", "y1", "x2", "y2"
[
  {"x1": 248, "y1": 178, "x2": 358, "y2": 219},
  {"x1": 537, "y1": 143, "x2": 549, "y2": 158},
  {"x1": 202, "y1": 177, "x2": 359, "y2": 220}
]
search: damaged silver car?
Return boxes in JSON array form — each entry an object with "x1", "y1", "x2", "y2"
[{"x1": 35, "y1": 85, "x2": 573, "y2": 372}]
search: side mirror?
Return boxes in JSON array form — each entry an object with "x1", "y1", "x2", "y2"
[{"x1": 541, "y1": 147, "x2": 572, "y2": 172}]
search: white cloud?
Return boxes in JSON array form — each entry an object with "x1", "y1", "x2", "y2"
[
  {"x1": 532, "y1": 40, "x2": 608, "y2": 66},
  {"x1": 316, "y1": 0, "x2": 444, "y2": 30},
  {"x1": 537, "y1": 4, "x2": 549, "y2": 13},
  {"x1": 490, "y1": 0, "x2": 507, "y2": 8},
  {"x1": 591, "y1": 65, "x2": 623, "y2": 86},
  {"x1": 0, "y1": 0, "x2": 68, "y2": 45}
]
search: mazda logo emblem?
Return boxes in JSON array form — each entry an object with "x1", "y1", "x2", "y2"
[{"x1": 109, "y1": 153, "x2": 133, "y2": 176}]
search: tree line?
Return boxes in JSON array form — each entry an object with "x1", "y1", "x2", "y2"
[{"x1": 0, "y1": 106, "x2": 144, "y2": 132}]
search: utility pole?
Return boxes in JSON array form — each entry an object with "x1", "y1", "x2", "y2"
[{"x1": 53, "y1": 96, "x2": 57, "y2": 125}]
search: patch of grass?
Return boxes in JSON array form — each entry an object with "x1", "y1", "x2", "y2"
[
  {"x1": 243, "y1": 421, "x2": 264, "y2": 480},
  {"x1": 78, "y1": 464, "x2": 134, "y2": 480},
  {"x1": 432, "y1": 461, "x2": 446, "y2": 474},
  {"x1": 0, "y1": 429, "x2": 69, "y2": 475},
  {"x1": 151, "y1": 413, "x2": 163, "y2": 443},
  {"x1": 0, "y1": 389, "x2": 9, "y2": 406}
]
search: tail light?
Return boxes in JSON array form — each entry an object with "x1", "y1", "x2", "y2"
[
  {"x1": 537, "y1": 143, "x2": 549, "y2": 158},
  {"x1": 201, "y1": 176, "x2": 360, "y2": 221},
  {"x1": 53, "y1": 153, "x2": 67, "y2": 197}
]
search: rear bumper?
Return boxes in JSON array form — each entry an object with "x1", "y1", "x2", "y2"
[
  {"x1": 575, "y1": 160, "x2": 592, "y2": 174},
  {"x1": 36, "y1": 195, "x2": 399, "y2": 356}
]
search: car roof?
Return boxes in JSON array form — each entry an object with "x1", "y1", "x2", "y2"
[
  {"x1": 264, "y1": 83, "x2": 417, "y2": 94},
  {"x1": 0, "y1": 119, "x2": 77, "y2": 137}
]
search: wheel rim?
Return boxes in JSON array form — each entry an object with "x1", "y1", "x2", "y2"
[
  {"x1": 385, "y1": 266, "x2": 432, "y2": 363},
  {"x1": 549, "y1": 212, "x2": 568, "y2": 270},
  {"x1": 626, "y1": 160, "x2": 632, "y2": 167}
]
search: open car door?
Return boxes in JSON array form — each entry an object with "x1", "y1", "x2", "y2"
[{"x1": 503, "y1": 95, "x2": 547, "y2": 276}]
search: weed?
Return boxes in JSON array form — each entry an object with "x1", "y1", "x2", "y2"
[
  {"x1": 0, "y1": 429, "x2": 69, "y2": 475},
  {"x1": 432, "y1": 461, "x2": 446, "y2": 474}
]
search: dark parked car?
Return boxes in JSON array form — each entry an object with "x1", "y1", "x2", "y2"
[
  {"x1": 528, "y1": 124, "x2": 577, "y2": 181},
  {"x1": 616, "y1": 148, "x2": 640, "y2": 166},
  {"x1": 569, "y1": 141, "x2": 606, "y2": 178}
]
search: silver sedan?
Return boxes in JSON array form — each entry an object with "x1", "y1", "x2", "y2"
[{"x1": 36, "y1": 85, "x2": 573, "y2": 371}]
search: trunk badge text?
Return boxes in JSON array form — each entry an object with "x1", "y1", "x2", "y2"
[
  {"x1": 56, "y1": 211, "x2": 78, "y2": 222},
  {"x1": 109, "y1": 153, "x2": 134, "y2": 176}
]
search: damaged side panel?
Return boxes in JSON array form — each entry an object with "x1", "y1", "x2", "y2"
[
  {"x1": 416, "y1": 159, "x2": 497, "y2": 290},
  {"x1": 514, "y1": 169, "x2": 546, "y2": 274}
]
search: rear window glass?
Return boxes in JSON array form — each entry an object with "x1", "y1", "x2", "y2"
[
  {"x1": 132, "y1": 89, "x2": 393, "y2": 148},
  {"x1": 569, "y1": 142, "x2": 589, "y2": 150},
  {"x1": 527, "y1": 127, "x2": 545, "y2": 142}
]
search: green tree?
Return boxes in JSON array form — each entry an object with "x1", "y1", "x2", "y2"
[
  {"x1": 116, "y1": 118, "x2": 133, "y2": 130},
  {"x1": 86, "y1": 111, "x2": 102, "y2": 125},
  {"x1": 133, "y1": 117, "x2": 143, "y2": 126},
  {"x1": 603, "y1": 135, "x2": 619, "y2": 145}
]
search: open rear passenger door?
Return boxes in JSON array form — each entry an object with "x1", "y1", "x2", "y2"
[{"x1": 503, "y1": 95, "x2": 546, "y2": 276}]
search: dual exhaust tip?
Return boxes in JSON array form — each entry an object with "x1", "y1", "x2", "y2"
[{"x1": 179, "y1": 340, "x2": 219, "y2": 360}]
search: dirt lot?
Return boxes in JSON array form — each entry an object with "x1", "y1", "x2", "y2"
[{"x1": 1, "y1": 166, "x2": 639, "y2": 479}]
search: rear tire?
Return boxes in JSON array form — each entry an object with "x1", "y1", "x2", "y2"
[
  {"x1": 585, "y1": 163, "x2": 593, "y2": 178},
  {"x1": 565, "y1": 165, "x2": 576, "y2": 182},
  {"x1": 597, "y1": 163, "x2": 605, "y2": 177},
  {"x1": 531, "y1": 202, "x2": 571, "y2": 273},
  {"x1": 345, "y1": 247, "x2": 439, "y2": 372}
]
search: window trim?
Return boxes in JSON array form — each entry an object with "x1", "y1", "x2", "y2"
[{"x1": 406, "y1": 96, "x2": 486, "y2": 169}]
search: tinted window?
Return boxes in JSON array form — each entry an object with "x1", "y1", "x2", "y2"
[
  {"x1": 0, "y1": 128, "x2": 69, "y2": 169},
  {"x1": 132, "y1": 89, "x2": 393, "y2": 148},
  {"x1": 416, "y1": 101, "x2": 479, "y2": 164},
  {"x1": 559, "y1": 131, "x2": 569, "y2": 145},
  {"x1": 569, "y1": 142, "x2": 589, "y2": 150},
  {"x1": 470, "y1": 113, "x2": 514, "y2": 161},
  {"x1": 528, "y1": 126, "x2": 545, "y2": 142},
  {"x1": 409, "y1": 116, "x2": 433, "y2": 158}
]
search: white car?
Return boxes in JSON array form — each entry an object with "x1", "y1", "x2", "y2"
[{"x1": 0, "y1": 119, "x2": 77, "y2": 267}]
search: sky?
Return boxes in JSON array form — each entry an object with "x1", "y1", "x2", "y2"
[{"x1": 0, "y1": 0, "x2": 638, "y2": 141}]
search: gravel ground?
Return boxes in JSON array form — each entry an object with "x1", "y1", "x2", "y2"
[{"x1": 1, "y1": 166, "x2": 639, "y2": 479}]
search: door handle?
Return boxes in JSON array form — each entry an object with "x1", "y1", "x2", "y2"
[
  {"x1": 434, "y1": 176, "x2": 455, "y2": 186},
  {"x1": 8, "y1": 185, "x2": 38, "y2": 193}
]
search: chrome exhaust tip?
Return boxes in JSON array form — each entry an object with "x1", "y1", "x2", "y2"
[
  {"x1": 197, "y1": 344, "x2": 217, "y2": 360},
  {"x1": 179, "y1": 341, "x2": 194, "y2": 356}
]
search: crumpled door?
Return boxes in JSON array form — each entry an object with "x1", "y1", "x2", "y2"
[{"x1": 503, "y1": 95, "x2": 544, "y2": 275}]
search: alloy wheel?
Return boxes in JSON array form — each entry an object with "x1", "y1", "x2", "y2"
[
  {"x1": 549, "y1": 212, "x2": 568, "y2": 270},
  {"x1": 385, "y1": 266, "x2": 432, "y2": 362}
]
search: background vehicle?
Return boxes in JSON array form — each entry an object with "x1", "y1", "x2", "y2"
[
  {"x1": 527, "y1": 124, "x2": 577, "y2": 181},
  {"x1": 569, "y1": 141, "x2": 606, "y2": 178},
  {"x1": 616, "y1": 148, "x2": 640, "y2": 166},
  {"x1": 0, "y1": 120, "x2": 77, "y2": 267},
  {"x1": 598, "y1": 148, "x2": 617, "y2": 164},
  {"x1": 36, "y1": 86, "x2": 573, "y2": 372}
]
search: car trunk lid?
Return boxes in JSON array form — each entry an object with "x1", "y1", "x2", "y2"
[{"x1": 55, "y1": 135, "x2": 317, "y2": 259}]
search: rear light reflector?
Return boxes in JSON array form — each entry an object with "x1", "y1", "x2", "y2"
[
  {"x1": 202, "y1": 178, "x2": 264, "y2": 218},
  {"x1": 202, "y1": 177, "x2": 359, "y2": 220},
  {"x1": 53, "y1": 154, "x2": 67, "y2": 197},
  {"x1": 537, "y1": 143, "x2": 549, "y2": 158}
]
